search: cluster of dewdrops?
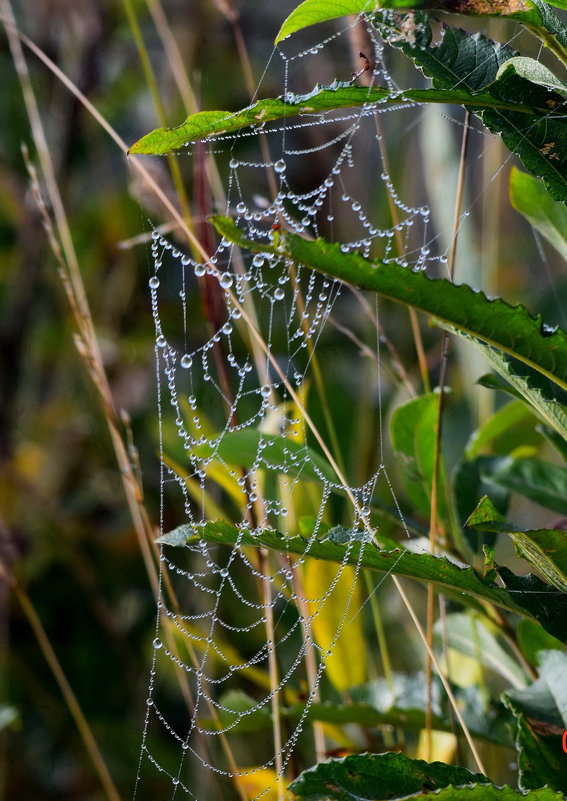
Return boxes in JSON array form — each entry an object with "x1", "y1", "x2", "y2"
[{"x1": 136, "y1": 17, "x2": 453, "y2": 797}]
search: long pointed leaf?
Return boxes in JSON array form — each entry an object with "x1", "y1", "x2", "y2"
[
  {"x1": 211, "y1": 216, "x2": 567, "y2": 394},
  {"x1": 159, "y1": 520, "x2": 567, "y2": 641},
  {"x1": 128, "y1": 84, "x2": 535, "y2": 155}
]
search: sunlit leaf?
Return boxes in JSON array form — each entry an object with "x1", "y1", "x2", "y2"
[
  {"x1": 275, "y1": 0, "x2": 374, "y2": 43},
  {"x1": 129, "y1": 85, "x2": 535, "y2": 155},
  {"x1": 234, "y1": 767, "x2": 283, "y2": 801},
  {"x1": 465, "y1": 400, "x2": 537, "y2": 461},
  {"x1": 463, "y1": 342, "x2": 567, "y2": 443},
  {"x1": 304, "y1": 560, "x2": 366, "y2": 691}
]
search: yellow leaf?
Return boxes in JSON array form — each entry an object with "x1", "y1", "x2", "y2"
[
  {"x1": 446, "y1": 648, "x2": 482, "y2": 688},
  {"x1": 304, "y1": 560, "x2": 366, "y2": 691},
  {"x1": 233, "y1": 767, "x2": 291, "y2": 801},
  {"x1": 417, "y1": 730, "x2": 457, "y2": 763}
]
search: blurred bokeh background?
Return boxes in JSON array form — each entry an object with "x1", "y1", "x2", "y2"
[{"x1": 1, "y1": 1, "x2": 566, "y2": 798}]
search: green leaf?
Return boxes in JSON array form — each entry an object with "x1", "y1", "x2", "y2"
[
  {"x1": 203, "y1": 680, "x2": 510, "y2": 744},
  {"x1": 466, "y1": 495, "x2": 567, "y2": 593},
  {"x1": 210, "y1": 690, "x2": 272, "y2": 734},
  {"x1": 465, "y1": 343, "x2": 567, "y2": 443},
  {"x1": 374, "y1": 12, "x2": 567, "y2": 201},
  {"x1": 505, "y1": 650, "x2": 567, "y2": 792},
  {"x1": 413, "y1": 790, "x2": 565, "y2": 801},
  {"x1": 517, "y1": 619, "x2": 566, "y2": 666},
  {"x1": 510, "y1": 167, "x2": 567, "y2": 261},
  {"x1": 487, "y1": 60, "x2": 567, "y2": 201},
  {"x1": 390, "y1": 392, "x2": 448, "y2": 522},
  {"x1": 128, "y1": 84, "x2": 535, "y2": 155},
  {"x1": 190, "y1": 428, "x2": 338, "y2": 486},
  {"x1": 211, "y1": 216, "x2": 567, "y2": 394},
  {"x1": 275, "y1": 0, "x2": 373, "y2": 43},
  {"x1": 435, "y1": 612, "x2": 527, "y2": 689},
  {"x1": 289, "y1": 751, "x2": 488, "y2": 801},
  {"x1": 480, "y1": 456, "x2": 567, "y2": 516},
  {"x1": 497, "y1": 56, "x2": 567, "y2": 96},
  {"x1": 453, "y1": 456, "x2": 508, "y2": 553},
  {"x1": 465, "y1": 400, "x2": 536, "y2": 462},
  {"x1": 375, "y1": 0, "x2": 567, "y2": 70},
  {"x1": 352, "y1": 675, "x2": 512, "y2": 747},
  {"x1": 160, "y1": 520, "x2": 567, "y2": 641}
]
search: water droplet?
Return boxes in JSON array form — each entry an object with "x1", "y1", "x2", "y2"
[
  {"x1": 220, "y1": 273, "x2": 233, "y2": 289},
  {"x1": 361, "y1": 505, "x2": 371, "y2": 517},
  {"x1": 153, "y1": 637, "x2": 163, "y2": 649},
  {"x1": 194, "y1": 264, "x2": 206, "y2": 277},
  {"x1": 252, "y1": 254, "x2": 264, "y2": 268},
  {"x1": 222, "y1": 322, "x2": 232, "y2": 335},
  {"x1": 180, "y1": 354, "x2": 192, "y2": 369},
  {"x1": 156, "y1": 335, "x2": 167, "y2": 348},
  {"x1": 274, "y1": 288, "x2": 285, "y2": 301},
  {"x1": 229, "y1": 158, "x2": 239, "y2": 169},
  {"x1": 236, "y1": 201, "x2": 246, "y2": 214},
  {"x1": 260, "y1": 384, "x2": 271, "y2": 398},
  {"x1": 149, "y1": 275, "x2": 160, "y2": 289},
  {"x1": 274, "y1": 159, "x2": 286, "y2": 174}
]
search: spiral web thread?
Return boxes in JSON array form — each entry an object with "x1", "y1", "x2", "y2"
[{"x1": 131, "y1": 10, "x2": 548, "y2": 800}]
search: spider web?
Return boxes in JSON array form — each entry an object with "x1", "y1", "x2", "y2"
[{"x1": 131, "y1": 10, "x2": 538, "y2": 800}]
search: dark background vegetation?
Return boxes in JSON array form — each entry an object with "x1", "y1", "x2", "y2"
[{"x1": 1, "y1": 1, "x2": 566, "y2": 798}]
